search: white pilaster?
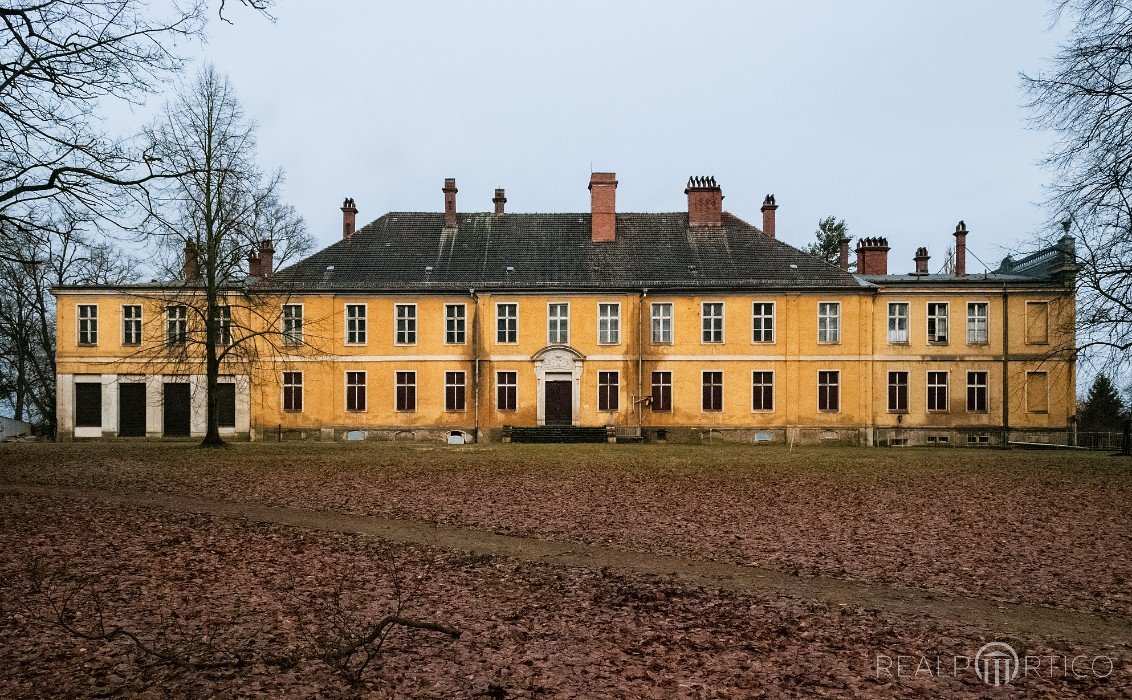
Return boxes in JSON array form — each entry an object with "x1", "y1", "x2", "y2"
[
  {"x1": 101, "y1": 374, "x2": 118, "y2": 436},
  {"x1": 189, "y1": 374, "x2": 207, "y2": 436},
  {"x1": 146, "y1": 375, "x2": 162, "y2": 437},
  {"x1": 57, "y1": 373, "x2": 74, "y2": 436}
]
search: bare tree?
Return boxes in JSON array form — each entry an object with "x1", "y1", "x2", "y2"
[
  {"x1": 1023, "y1": 0, "x2": 1132, "y2": 370},
  {"x1": 137, "y1": 65, "x2": 313, "y2": 447}
]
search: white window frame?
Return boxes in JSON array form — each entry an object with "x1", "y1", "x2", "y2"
[
  {"x1": 282, "y1": 371, "x2": 303, "y2": 412},
  {"x1": 217, "y1": 305, "x2": 232, "y2": 347},
  {"x1": 395, "y1": 369, "x2": 417, "y2": 412},
  {"x1": 597, "y1": 370, "x2": 620, "y2": 412},
  {"x1": 751, "y1": 370, "x2": 774, "y2": 412},
  {"x1": 887, "y1": 302, "x2": 909, "y2": 344},
  {"x1": 651, "y1": 302, "x2": 673, "y2": 344},
  {"x1": 445, "y1": 370, "x2": 467, "y2": 412},
  {"x1": 598, "y1": 302, "x2": 621, "y2": 345},
  {"x1": 927, "y1": 370, "x2": 949, "y2": 412},
  {"x1": 496, "y1": 370, "x2": 518, "y2": 411},
  {"x1": 444, "y1": 303, "x2": 467, "y2": 345},
  {"x1": 122, "y1": 304, "x2": 142, "y2": 346},
  {"x1": 282, "y1": 303, "x2": 303, "y2": 346},
  {"x1": 394, "y1": 303, "x2": 417, "y2": 345},
  {"x1": 77, "y1": 304, "x2": 98, "y2": 346},
  {"x1": 496, "y1": 302, "x2": 518, "y2": 344},
  {"x1": 887, "y1": 370, "x2": 909, "y2": 413},
  {"x1": 817, "y1": 369, "x2": 840, "y2": 412},
  {"x1": 547, "y1": 302, "x2": 569, "y2": 345},
  {"x1": 701, "y1": 301, "x2": 724, "y2": 344},
  {"x1": 701, "y1": 370, "x2": 724, "y2": 412},
  {"x1": 751, "y1": 302, "x2": 775, "y2": 344},
  {"x1": 966, "y1": 371, "x2": 988, "y2": 413},
  {"x1": 967, "y1": 302, "x2": 989, "y2": 345},
  {"x1": 927, "y1": 302, "x2": 949, "y2": 345},
  {"x1": 345, "y1": 370, "x2": 367, "y2": 412},
  {"x1": 818, "y1": 302, "x2": 841, "y2": 344},
  {"x1": 166, "y1": 305, "x2": 187, "y2": 345},
  {"x1": 345, "y1": 303, "x2": 367, "y2": 345}
]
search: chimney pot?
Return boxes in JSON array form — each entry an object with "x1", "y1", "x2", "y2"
[
  {"x1": 493, "y1": 188, "x2": 507, "y2": 215},
  {"x1": 341, "y1": 197, "x2": 358, "y2": 239},
  {"x1": 855, "y1": 236, "x2": 890, "y2": 275},
  {"x1": 685, "y1": 175, "x2": 724, "y2": 227},
  {"x1": 914, "y1": 246, "x2": 930, "y2": 275},
  {"x1": 760, "y1": 194, "x2": 778, "y2": 238},
  {"x1": 952, "y1": 221, "x2": 967, "y2": 277},
  {"x1": 442, "y1": 178, "x2": 458, "y2": 228},
  {"x1": 589, "y1": 172, "x2": 617, "y2": 242}
]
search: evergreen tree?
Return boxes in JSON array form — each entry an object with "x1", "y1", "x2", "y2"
[
  {"x1": 1078, "y1": 374, "x2": 1127, "y2": 433},
  {"x1": 803, "y1": 216, "x2": 851, "y2": 266}
]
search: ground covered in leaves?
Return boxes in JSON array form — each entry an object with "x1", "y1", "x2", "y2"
[{"x1": 1, "y1": 442, "x2": 1130, "y2": 697}]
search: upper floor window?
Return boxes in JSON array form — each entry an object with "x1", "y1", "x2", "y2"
[
  {"x1": 445, "y1": 371, "x2": 466, "y2": 411},
  {"x1": 967, "y1": 371, "x2": 988, "y2": 412},
  {"x1": 818, "y1": 370, "x2": 840, "y2": 411},
  {"x1": 887, "y1": 302, "x2": 909, "y2": 344},
  {"x1": 497, "y1": 303, "x2": 518, "y2": 344},
  {"x1": 77, "y1": 305, "x2": 98, "y2": 345},
  {"x1": 282, "y1": 304, "x2": 303, "y2": 346},
  {"x1": 701, "y1": 302, "x2": 724, "y2": 343},
  {"x1": 752, "y1": 303, "x2": 774, "y2": 343},
  {"x1": 752, "y1": 371, "x2": 774, "y2": 411},
  {"x1": 818, "y1": 302, "x2": 840, "y2": 344},
  {"x1": 651, "y1": 303, "x2": 673, "y2": 344},
  {"x1": 888, "y1": 371, "x2": 908, "y2": 412},
  {"x1": 445, "y1": 304, "x2": 466, "y2": 344},
  {"x1": 967, "y1": 303, "x2": 989, "y2": 344},
  {"x1": 395, "y1": 304, "x2": 417, "y2": 345},
  {"x1": 548, "y1": 303, "x2": 569, "y2": 344},
  {"x1": 346, "y1": 304, "x2": 366, "y2": 345},
  {"x1": 1026, "y1": 371, "x2": 1049, "y2": 412},
  {"x1": 598, "y1": 371, "x2": 619, "y2": 411},
  {"x1": 166, "y1": 305, "x2": 187, "y2": 345},
  {"x1": 216, "y1": 305, "x2": 232, "y2": 346},
  {"x1": 702, "y1": 371, "x2": 723, "y2": 411},
  {"x1": 122, "y1": 305, "x2": 141, "y2": 345},
  {"x1": 598, "y1": 303, "x2": 620, "y2": 344},
  {"x1": 927, "y1": 302, "x2": 949, "y2": 344},
  {"x1": 1026, "y1": 301, "x2": 1049, "y2": 344},
  {"x1": 651, "y1": 371, "x2": 672, "y2": 411},
  {"x1": 927, "y1": 371, "x2": 949, "y2": 411}
]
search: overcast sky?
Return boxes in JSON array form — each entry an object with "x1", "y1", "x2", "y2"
[{"x1": 154, "y1": 0, "x2": 1068, "y2": 273}]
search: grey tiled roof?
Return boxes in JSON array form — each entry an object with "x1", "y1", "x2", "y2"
[{"x1": 267, "y1": 212, "x2": 862, "y2": 292}]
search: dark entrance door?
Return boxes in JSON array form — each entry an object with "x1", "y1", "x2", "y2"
[
  {"x1": 163, "y1": 382, "x2": 191, "y2": 437},
  {"x1": 545, "y1": 380, "x2": 572, "y2": 426},
  {"x1": 118, "y1": 383, "x2": 146, "y2": 437}
]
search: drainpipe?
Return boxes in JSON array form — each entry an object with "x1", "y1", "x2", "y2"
[
  {"x1": 1001, "y1": 285, "x2": 1010, "y2": 448},
  {"x1": 470, "y1": 288, "x2": 480, "y2": 442},
  {"x1": 638, "y1": 289, "x2": 648, "y2": 436}
]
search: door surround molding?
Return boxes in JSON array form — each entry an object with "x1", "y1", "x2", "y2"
[{"x1": 532, "y1": 345, "x2": 584, "y2": 426}]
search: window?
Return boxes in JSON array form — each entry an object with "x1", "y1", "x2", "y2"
[
  {"x1": 752, "y1": 303, "x2": 774, "y2": 343},
  {"x1": 967, "y1": 371, "x2": 988, "y2": 412},
  {"x1": 887, "y1": 303, "x2": 909, "y2": 344},
  {"x1": 598, "y1": 371, "x2": 619, "y2": 411},
  {"x1": 166, "y1": 306, "x2": 187, "y2": 345},
  {"x1": 346, "y1": 371, "x2": 366, "y2": 412},
  {"x1": 598, "y1": 303, "x2": 620, "y2": 344},
  {"x1": 496, "y1": 303, "x2": 518, "y2": 344},
  {"x1": 217, "y1": 305, "x2": 232, "y2": 346},
  {"x1": 216, "y1": 382, "x2": 236, "y2": 427},
  {"x1": 927, "y1": 303, "x2": 949, "y2": 344},
  {"x1": 282, "y1": 304, "x2": 303, "y2": 346},
  {"x1": 1026, "y1": 302, "x2": 1049, "y2": 344},
  {"x1": 888, "y1": 371, "x2": 908, "y2": 413},
  {"x1": 651, "y1": 371, "x2": 672, "y2": 411},
  {"x1": 927, "y1": 371, "x2": 949, "y2": 411},
  {"x1": 927, "y1": 435, "x2": 950, "y2": 445},
  {"x1": 346, "y1": 304, "x2": 366, "y2": 344},
  {"x1": 1026, "y1": 371, "x2": 1049, "y2": 412},
  {"x1": 967, "y1": 303, "x2": 989, "y2": 344},
  {"x1": 651, "y1": 303, "x2": 673, "y2": 344},
  {"x1": 283, "y1": 372, "x2": 303, "y2": 412},
  {"x1": 122, "y1": 305, "x2": 141, "y2": 345},
  {"x1": 445, "y1": 371, "x2": 466, "y2": 411},
  {"x1": 395, "y1": 371, "x2": 416, "y2": 411},
  {"x1": 496, "y1": 371, "x2": 517, "y2": 411},
  {"x1": 77, "y1": 305, "x2": 98, "y2": 345},
  {"x1": 445, "y1": 304, "x2": 466, "y2": 344},
  {"x1": 702, "y1": 371, "x2": 723, "y2": 411},
  {"x1": 967, "y1": 432, "x2": 991, "y2": 445},
  {"x1": 752, "y1": 371, "x2": 774, "y2": 411},
  {"x1": 395, "y1": 304, "x2": 417, "y2": 345},
  {"x1": 548, "y1": 303, "x2": 569, "y2": 344},
  {"x1": 75, "y1": 383, "x2": 102, "y2": 427},
  {"x1": 818, "y1": 371, "x2": 840, "y2": 411},
  {"x1": 702, "y1": 302, "x2": 724, "y2": 343},
  {"x1": 818, "y1": 302, "x2": 840, "y2": 344}
]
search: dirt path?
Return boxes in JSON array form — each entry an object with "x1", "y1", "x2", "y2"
[{"x1": 4, "y1": 482, "x2": 1129, "y2": 648}]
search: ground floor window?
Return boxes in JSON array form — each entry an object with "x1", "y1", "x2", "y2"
[
  {"x1": 396, "y1": 371, "x2": 416, "y2": 412},
  {"x1": 702, "y1": 371, "x2": 723, "y2": 412},
  {"x1": 651, "y1": 371, "x2": 671, "y2": 411},
  {"x1": 496, "y1": 372, "x2": 517, "y2": 411},
  {"x1": 75, "y1": 383, "x2": 102, "y2": 427},
  {"x1": 966, "y1": 371, "x2": 987, "y2": 412},
  {"x1": 283, "y1": 372, "x2": 303, "y2": 412},
  {"x1": 445, "y1": 371, "x2": 466, "y2": 411},
  {"x1": 888, "y1": 371, "x2": 908, "y2": 413},
  {"x1": 346, "y1": 371, "x2": 366, "y2": 412},
  {"x1": 215, "y1": 382, "x2": 235, "y2": 427},
  {"x1": 818, "y1": 371, "x2": 839, "y2": 412},
  {"x1": 927, "y1": 371, "x2": 949, "y2": 412},
  {"x1": 751, "y1": 371, "x2": 773, "y2": 411},
  {"x1": 598, "y1": 371, "x2": 619, "y2": 411}
]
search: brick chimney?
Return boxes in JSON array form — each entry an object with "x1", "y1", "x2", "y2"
[
  {"x1": 914, "y1": 246, "x2": 930, "y2": 275},
  {"x1": 258, "y1": 239, "x2": 275, "y2": 278},
  {"x1": 855, "y1": 237, "x2": 890, "y2": 276},
  {"x1": 761, "y1": 194, "x2": 778, "y2": 239},
  {"x1": 341, "y1": 197, "x2": 358, "y2": 239},
  {"x1": 247, "y1": 249, "x2": 260, "y2": 277},
  {"x1": 443, "y1": 178, "x2": 458, "y2": 228},
  {"x1": 685, "y1": 176, "x2": 723, "y2": 227},
  {"x1": 493, "y1": 188, "x2": 507, "y2": 215},
  {"x1": 953, "y1": 221, "x2": 967, "y2": 277},
  {"x1": 838, "y1": 236, "x2": 851, "y2": 271},
  {"x1": 589, "y1": 172, "x2": 617, "y2": 242},
  {"x1": 183, "y1": 241, "x2": 199, "y2": 281}
]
